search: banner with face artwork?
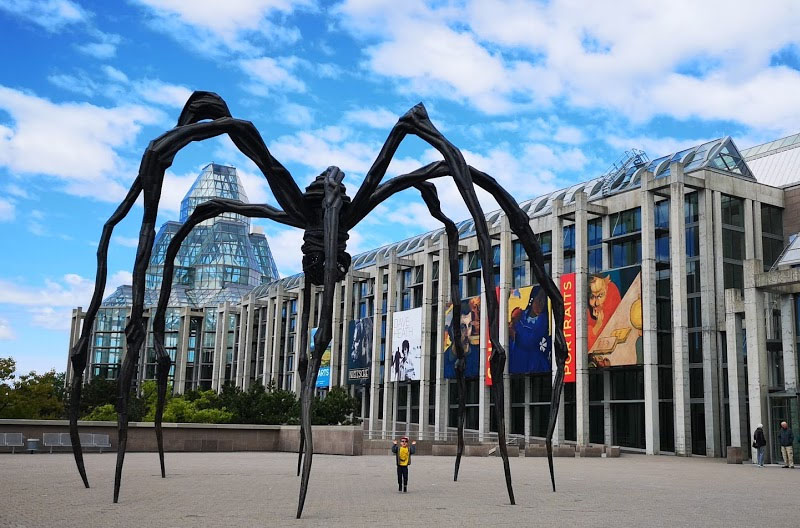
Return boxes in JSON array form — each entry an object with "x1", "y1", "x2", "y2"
[
  {"x1": 587, "y1": 266, "x2": 643, "y2": 367},
  {"x1": 310, "y1": 328, "x2": 332, "y2": 388},
  {"x1": 390, "y1": 307, "x2": 422, "y2": 382},
  {"x1": 347, "y1": 317, "x2": 373, "y2": 385},
  {"x1": 443, "y1": 296, "x2": 481, "y2": 379},
  {"x1": 507, "y1": 284, "x2": 552, "y2": 374}
]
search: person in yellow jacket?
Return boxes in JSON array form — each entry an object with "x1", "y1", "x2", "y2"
[{"x1": 392, "y1": 436, "x2": 417, "y2": 492}]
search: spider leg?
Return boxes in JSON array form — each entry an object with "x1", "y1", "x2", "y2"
[
  {"x1": 358, "y1": 164, "x2": 567, "y2": 493},
  {"x1": 68, "y1": 92, "x2": 241, "y2": 488},
  {"x1": 414, "y1": 182, "x2": 469, "y2": 480},
  {"x1": 114, "y1": 112, "x2": 309, "y2": 504},
  {"x1": 150, "y1": 199, "x2": 297, "y2": 479},
  {"x1": 296, "y1": 274, "x2": 312, "y2": 477},
  {"x1": 366, "y1": 104, "x2": 514, "y2": 504},
  {"x1": 297, "y1": 167, "x2": 346, "y2": 519}
]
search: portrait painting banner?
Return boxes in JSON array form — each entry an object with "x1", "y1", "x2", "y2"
[
  {"x1": 507, "y1": 284, "x2": 552, "y2": 375},
  {"x1": 587, "y1": 266, "x2": 643, "y2": 367},
  {"x1": 443, "y1": 296, "x2": 481, "y2": 379},
  {"x1": 561, "y1": 273, "x2": 576, "y2": 383},
  {"x1": 390, "y1": 307, "x2": 422, "y2": 382},
  {"x1": 347, "y1": 316, "x2": 373, "y2": 385}
]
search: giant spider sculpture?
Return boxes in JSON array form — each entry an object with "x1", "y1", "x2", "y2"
[{"x1": 68, "y1": 91, "x2": 568, "y2": 519}]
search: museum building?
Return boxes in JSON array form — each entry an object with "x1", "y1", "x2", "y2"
[{"x1": 68, "y1": 135, "x2": 800, "y2": 463}]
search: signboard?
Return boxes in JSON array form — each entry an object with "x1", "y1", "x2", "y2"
[
  {"x1": 508, "y1": 284, "x2": 552, "y2": 375},
  {"x1": 443, "y1": 296, "x2": 481, "y2": 379},
  {"x1": 587, "y1": 266, "x2": 643, "y2": 367},
  {"x1": 390, "y1": 307, "x2": 422, "y2": 382},
  {"x1": 310, "y1": 327, "x2": 332, "y2": 388},
  {"x1": 561, "y1": 273, "x2": 576, "y2": 383},
  {"x1": 347, "y1": 317, "x2": 373, "y2": 385}
]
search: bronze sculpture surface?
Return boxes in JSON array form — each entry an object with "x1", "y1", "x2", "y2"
[{"x1": 68, "y1": 92, "x2": 567, "y2": 518}]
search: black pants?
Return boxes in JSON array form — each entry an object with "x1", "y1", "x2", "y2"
[{"x1": 396, "y1": 465, "x2": 409, "y2": 488}]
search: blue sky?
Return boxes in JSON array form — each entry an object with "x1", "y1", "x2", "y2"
[{"x1": 2, "y1": 0, "x2": 800, "y2": 376}]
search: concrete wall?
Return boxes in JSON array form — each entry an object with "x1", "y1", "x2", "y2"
[{"x1": 783, "y1": 184, "x2": 800, "y2": 240}]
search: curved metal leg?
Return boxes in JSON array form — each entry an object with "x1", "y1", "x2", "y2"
[{"x1": 296, "y1": 275, "x2": 312, "y2": 477}]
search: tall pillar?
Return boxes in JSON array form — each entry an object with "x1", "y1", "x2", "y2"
[
  {"x1": 420, "y1": 248, "x2": 435, "y2": 434},
  {"x1": 699, "y1": 188, "x2": 720, "y2": 457},
  {"x1": 724, "y1": 291, "x2": 746, "y2": 450},
  {"x1": 241, "y1": 296, "x2": 257, "y2": 391},
  {"x1": 382, "y1": 255, "x2": 399, "y2": 437},
  {"x1": 669, "y1": 168, "x2": 691, "y2": 455},
  {"x1": 550, "y1": 201, "x2": 566, "y2": 444},
  {"x1": 575, "y1": 192, "x2": 590, "y2": 446},
  {"x1": 753, "y1": 201, "x2": 763, "y2": 263},
  {"x1": 340, "y1": 272, "x2": 355, "y2": 386},
  {"x1": 744, "y1": 259, "x2": 769, "y2": 462},
  {"x1": 368, "y1": 269, "x2": 383, "y2": 436},
  {"x1": 262, "y1": 297, "x2": 275, "y2": 384},
  {"x1": 640, "y1": 173, "x2": 660, "y2": 454},
  {"x1": 175, "y1": 306, "x2": 192, "y2": 395},
  {"x1": 499, "y1": 217, "x2": 513, "y2": 435},
  {"x1": 782, "y1": 295, "x2": 798, "y2": 393},
  {"x1": 271, "y1": 289, "x2": 284, "y2": 390},
  {"x1": 435, "y1": 233, "x2": 450, "y2": 440},
  {"x1": 330, "y1": 281, "x2": 342, "y2": 389},
  {"x1": 479, "y1": 285, "x2": 490, "y2": 440}
]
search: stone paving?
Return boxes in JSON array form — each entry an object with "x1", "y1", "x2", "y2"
[{"x1": 1, "y1": 451, "x2": 797, "y2": 527}]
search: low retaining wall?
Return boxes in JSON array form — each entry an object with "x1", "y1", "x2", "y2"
[{"x1": 0, "y1": 420, "x2": 362, "y2": 455}]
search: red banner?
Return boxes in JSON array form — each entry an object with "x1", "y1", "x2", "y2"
[
  {"x1": 561, "y1": 273, "x2": 576, "y2": 383},
  {"x1": 485, "y1": 287, "x2": 500, "y2": 386}
]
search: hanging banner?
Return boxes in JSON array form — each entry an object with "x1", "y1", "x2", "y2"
[
  {"x1": 443, "y1": 296, "x2": 481, "y2": 379},
  {"x1": 310, "y1": 328, "x2": 332, "y2": 388},
  {"x1": 508, "y1": 284, "x2": 552, "y2": 375},
  {"x1": 587, "y1": 266, "x2": 643, "y2": 367},
  {"x1": 486, "y1": 287, "x2": 500, "y2": 386},
  {"x1": 347, "y1": 317, "x2": 373, "y2": 385},
  {"x1": 390, "y1": 307, "x2": 422, "y2": 382},
  {"x1": 561, "y1": 273, "x2": 576, "y2": 383}
]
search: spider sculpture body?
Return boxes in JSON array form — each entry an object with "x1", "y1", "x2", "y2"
[{"x1": 68, "y1": 92, "x2": 568, "y2": 519}]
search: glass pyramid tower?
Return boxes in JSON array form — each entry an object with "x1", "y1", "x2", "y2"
[{"x1": 104, "y1": 163, "x2": 280, "y2": 308}]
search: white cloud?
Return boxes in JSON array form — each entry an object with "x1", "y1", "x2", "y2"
[
  {"x1": 0, "y1": 270, "x2": 132, "y2": 310},
  {"x1": 4, "y1": 184, "x2": 30, "y2": 200},
  {"x1": 112, "y1": 235, "x2": 140, "y2": 248},
  {"x1": 0, "y1": 86, "x2": 163, "y2": 202},
  {"x1": 102, "y1": 66, "x2": 129, "y2": 84},
  {"x1": 334, "y1": 0, "x2": 800, "y2": 133},
  {"x1": 48, "y1": 72, "x2": 99, "y2": 97},
  {"x1": 344, "y1": 107, "x2": 399, "y2": 129},
  {"x1": 0, "y1": 317, "x2": 14, "y2": 340},
  {"x1": 262, "y1": 226, "x2": 304, "y2": 276},
  {"x1": 0, "y1": 0, "x2": 88, "y2": 32},
  {"x1": 239, "y1": 57, "x2": 307, "y2": 95},
  {"x1": 0, "y1": 198, "x2": 15, "y2": 221},
  {"x1": 76, "y1": 31, "x2": 122, "y2": 59},
  {"x1": 134, "y1": 0, "x2": 309, "y2": 57},
  {"x1": 133, "y1": 79, "x2": 194, "y2": 108},
  {"x1": 278, "y1": 102, "x2": 314, "y2": 127}
]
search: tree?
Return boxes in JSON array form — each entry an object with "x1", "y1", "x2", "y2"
[
  {"x1": 0, "y1": 357, "x2": 15, "y2": 415},
  {"x1": 0, "y1": 369, "x2": 66, "y2": 419},
  {"x1": 312, "y1": 386, "x2": 359, "y2": 425}
]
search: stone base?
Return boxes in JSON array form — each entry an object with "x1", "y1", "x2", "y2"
[
  {"x1": 552, "y1": 445, "x2": 576, "y2": 457},
  {"x1": 726, "y1": 446, "x2": 743, "y2": 464},
  {"x1": 579, "y1": 446, "x2": 603, "y2": 457},
  {"x1": 606, "y1": 446, "x2": 621, "y2": 458},
  {"x1": 525, "y1": 445, "x2": 547, "y2": 457}
]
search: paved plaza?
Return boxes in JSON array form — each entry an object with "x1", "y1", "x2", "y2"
[{"x1": 1, "y1": 451, "x2": 797, "y2": 527}]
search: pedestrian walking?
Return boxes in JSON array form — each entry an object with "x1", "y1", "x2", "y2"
[
  {"x1": 778, "y1": 421, "x2": 794, "y2": 468},
  {"x1": 392, "y1": 436, "x2": 416, "y2": 492},
  {"x1": 752, "y1": 424, "x2": 766, "y2": 466}
]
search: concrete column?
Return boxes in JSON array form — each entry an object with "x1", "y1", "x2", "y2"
[
  {"x1": 420, "y1": 248, "x2": 435, "y2": 433},
  {"x1": 743, "y1": 259, "x2": 769, "y2": 462},
  {"x1": 524, "y1": 376, "x2": 532, "y2": 438},
  {"x1": 499, "y1": 217, "x2": 512, "y2": 436},
  {"x1": 254, "y1": 304, "x2": 266, "y2": 386},
  {"x1": 550, "y1": 203, "x2": 566, "y2": 444},
  {"x1": 603, "y1": 370, "x2": 612, "y2": 446},
  {"x1": 479, "y1": 285, "x2": 490, "y2": 440},
  {"x1": 753, "y1": 201, "x2": 763, "y2": 263},
  {"x1": 235, "y1": 301, "x2": 248, "y2": 387},
  {"x1": 669, "y1": 170, "x2": 691, "y2": 455},
  {"x1": 242, "y1": 297, "x2": 257, "y2": 390},
  {"x1": 575, "y1": 192, "x2": 590, "y2": 446},
  {"x1": 725, "y1": 291, "x2": 746, "y2": 450},
  {"x1": 330, "y1": 282, "x2": 342, "y2": 389},
  {"x1": 340, "y1": 272, "x2": 355, "y2": 387},
  {"x1": 699, "y1": 189, "x2": 721, "y2": 457},
  {"x1": 383, "y1": 255, "x2": 398, "y2": 437},
  {"x1": 640, "y1": 174, "x2": 660, "y2": 454},
  {"x1": 282, "y1": 296, "x2": 293, "y2": 392},
  {"x1": 435, "y1": 234, "x2": 450, "y2": 440},
  {"x1": 175, "y1": 307, "x2": 191, "y2": 394},
  {"x1": 291, "y1": 289, "x2": 305, "y2": 395},
  {"x1": 213, "y1": 303, "x2": 231, "y2": 392},
  {"x1": 271, "y1": 289, "x2": 284, "y2": 391},
  {"x1": 744, "y1": 199, "x2": 754, "y2": 261},
  {"x1": 368, "y1": 270, "x2": 383, "y2": 436},
  {"x1": 712, "y1": 192, "x2": 727, "y2": 329},
  {"x1": 262, "y1": 297, "x2": 275, "y2": 384},
  {"x1": 782, "y1": 295, "x2": 798, "y2": 392}
]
